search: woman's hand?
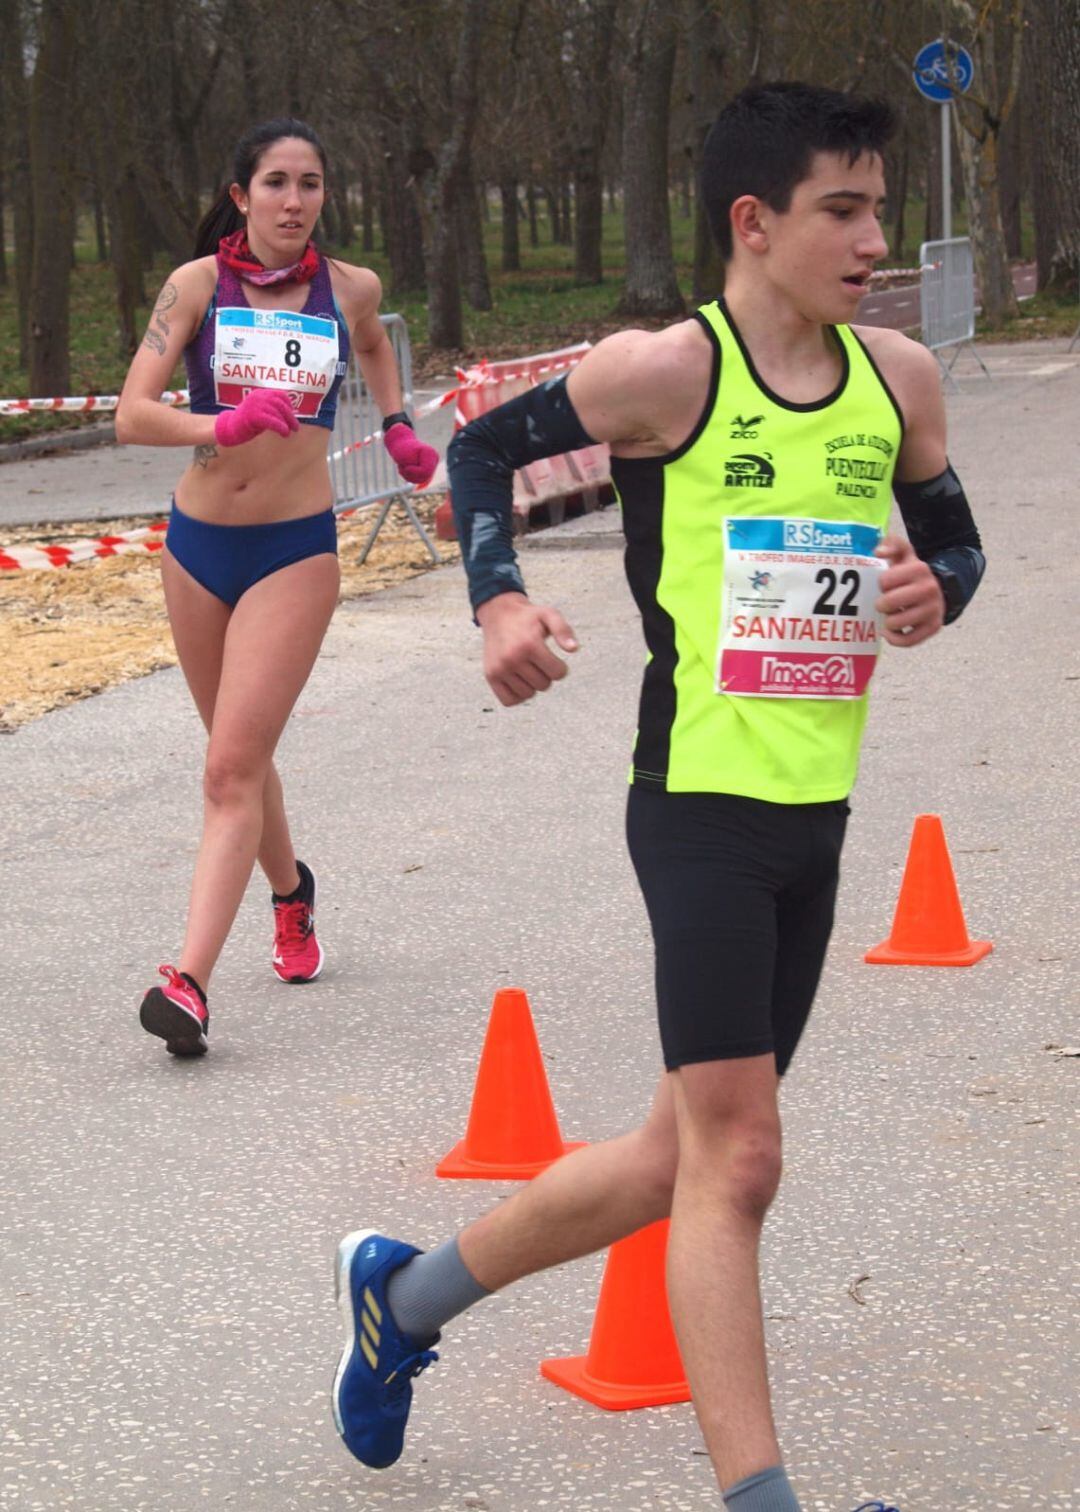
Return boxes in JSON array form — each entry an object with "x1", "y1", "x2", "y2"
[
  {"x1": 384, "y1": 421, "x2": 439, "y2": 487},
  {"x1": 214, "y1": 389, "x2": 299, "y2": 447}
]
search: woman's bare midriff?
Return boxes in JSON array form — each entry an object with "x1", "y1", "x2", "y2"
[{"x1": 174, "y1": 423, "x2": 334, "y2": 523}]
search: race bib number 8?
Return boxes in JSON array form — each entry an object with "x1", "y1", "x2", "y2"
[
  {"x1": 718, "y1": 516, "x2": 884, "y2": 699},
  {"x1": 214, "y1": 307, "x2": 340, "y2": 419}
]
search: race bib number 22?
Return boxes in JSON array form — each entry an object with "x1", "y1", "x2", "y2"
[{"x1": 718, "y1": 516, "x2": 885, "y2": 699}]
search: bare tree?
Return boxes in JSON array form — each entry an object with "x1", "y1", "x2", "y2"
[
  {"x1": 1028, "y1": 0, "x2": 1080, "y2": 289},
  {"x1": 28, "y1": 0, "x2": 78, "y2": 395},
  {"x1": 618, "y1": 0, "x2": 685, "y2": 316},
  {"x1": 945, "y1": 1, "x2": 1024, "y2": 327},
  {"x1": 0, "y1": 0, "x2": 32, "y2": 362},
  {"x1": 684, "y1": 0, "x2": 728, "y2": 304}
]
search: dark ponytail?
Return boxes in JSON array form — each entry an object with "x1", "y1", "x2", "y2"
[{"x1": 193, "y1": 117, "x2": 329, "y2": 259}]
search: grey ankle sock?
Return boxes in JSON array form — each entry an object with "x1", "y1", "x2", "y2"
[
  {"x1": 723, "y1": 1465, "x2": 801, "y2": 1511},
  {"x1": 385, "y1": 1237, "x2": 490, "y2": 1343}
]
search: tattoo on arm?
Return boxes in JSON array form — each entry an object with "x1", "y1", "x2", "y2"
[
  {"x1": 193, "y1": 444, "x2": 218, "y2": 468},
  {"x1": 141, "y1": 280, "x2": 179, "y2": 356}
]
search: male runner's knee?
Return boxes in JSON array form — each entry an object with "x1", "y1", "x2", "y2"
[{"x1": 682, "y1": 1119, "x2": 783, "y2": 1221}]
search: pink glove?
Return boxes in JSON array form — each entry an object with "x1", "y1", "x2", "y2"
[
  {"x1": 384, "y1": 422, "x2": 439, "y2": 487},
  {"x1": 214, "y1": 389, "x2": 299, "y2": 447}
]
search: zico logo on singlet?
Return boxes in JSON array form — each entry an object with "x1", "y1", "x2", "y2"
[
  {"x1": 823, "y1": 432, "x2": 895, "y2": 500},
  {"x1": 724, "y1": 453, "x2": 775, "y2": 489}
]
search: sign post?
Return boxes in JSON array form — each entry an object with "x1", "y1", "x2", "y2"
[{"x1": 912, "y1": 39, "x2": 975, "y2": 241}]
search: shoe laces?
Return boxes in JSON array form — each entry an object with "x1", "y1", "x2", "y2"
[
  {"x1": 158, "y1": 964, "x2": 204, "y2": 1013},
  {"x1": 273, "y1": 898, "x2": 312, "y2": 950},
  {"x1": 382, "y1": 1348, "x2": 438, "y2": 1405}
]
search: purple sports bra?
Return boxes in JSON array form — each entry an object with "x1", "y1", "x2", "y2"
[{"x1": 185, "y1": 254, "x2": 350, "y2": 431}]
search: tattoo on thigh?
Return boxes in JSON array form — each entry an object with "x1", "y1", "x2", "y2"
[
  {"x1": 193, "y1": 444, "x2": 218, "y2": 468},
  {"x1": 142, "y1": 280, "x2": 179, "y2": 356}
]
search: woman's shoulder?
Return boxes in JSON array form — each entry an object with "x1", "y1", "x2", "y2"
[
  {"x1": 161, "y1": 257, "x2": 218, "y2": 312},
  {"x1": 325, "y1": 258, "x2": 382, "y2": 319}
]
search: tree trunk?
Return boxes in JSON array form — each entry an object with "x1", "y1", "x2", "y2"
[
  {"x1": 381, "y1": 128, "x2": 427, "y2": 296},
  {"x1": 500, "y1": 177, "x2": 521, "y2": 272},
  {"x1": 334, "y1": 186, "x2": 354, "y2": 249},
  {"x1": 417, "y1": 0, "x2": 488, "y2": 349},
  {"x1": 924, "y1": 108, "x2": 942, "y2": 245},
  {"x1": 568, "y1": 0, "x2": 617, "y2": 285},
  {"x1": 685, "y1": 0, "x2": 727, "y2": 304},
  {"x1": 526, "y1": 184, "x2": 539, "y2": 247},
  {"x1": 559, "y1": 181, "x2": 573, "y2": 246},
  {"x1": 997, "y1": 105, "x2": 1022, "y2": 258},
  {"x1": 618, "y1": 0, "x2": 684, "y2": 317},
  {"x1": 544, "y1": 185, "x2": 562, "y2": 243},
  {"x1": 0, "y1": 0, "x2": 32, "y2": 361},
  {"x1": 28, "y1": 0, "x2": 77, "y2": 395},
  {"x1": 360, "y1": 161, "x2": 375, "y2": 253},
  {"x1": 950, "y1": 3, "x2": 1024, "y2": 328},
  {"x1": 458, "y1": 169, "x2": 493, "y2": 310},
  {"x1": 890, "y1": 127, "x2": 910, "y2": 267},
  {"x1": 1029, "y1": 0, "x2": 1080, "y2": 288}
]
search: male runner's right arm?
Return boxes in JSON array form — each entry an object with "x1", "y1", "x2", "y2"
[
  {"x1": 115, "y1": 262, "x2": 219, "y2": 448},
  {"x1": 447, "y1": 330, "x2": 669, "y2": 706}
]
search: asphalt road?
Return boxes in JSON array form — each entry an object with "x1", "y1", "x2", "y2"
[{"x1": 0, "y1": 339, "x2": 1077, "y2": 1511}]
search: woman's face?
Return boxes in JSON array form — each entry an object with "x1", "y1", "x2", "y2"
[{"x1": 231, "y1": 137, "x2": 326, "y2": 262}]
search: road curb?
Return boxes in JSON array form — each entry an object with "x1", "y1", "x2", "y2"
[{"x1": 0, "y1": 422, "x2": 117, "y2": 465}]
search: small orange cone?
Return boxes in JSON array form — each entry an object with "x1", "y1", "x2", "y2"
[
  {"x1": 435, "y1": 987, "x2": 585, "y2": 1180},
  {"x1": 540, "y1": 1219, "x2": 690, "y2": 1410},
  {"x1": 865, "y1": 814, "x2": 993, "y2": 966}
]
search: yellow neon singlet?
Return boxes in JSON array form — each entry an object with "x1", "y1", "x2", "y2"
[{"x1": 613, "y1": 299, "x2": 904, "y2": 802}]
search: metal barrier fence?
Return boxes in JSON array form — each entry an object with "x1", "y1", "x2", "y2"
[
  {"x1": 329, "y1": 312, "x2": 439, "y2": 564},
  {"x1": 919, "y1": 237, "x2": 989, "y2": 384}
]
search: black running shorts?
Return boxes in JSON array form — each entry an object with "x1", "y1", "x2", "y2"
[{"x1": 625, "y1": 786, "x2": 849, "y2": 1075}]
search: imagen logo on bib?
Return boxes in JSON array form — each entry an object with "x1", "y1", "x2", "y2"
[{"x1": 717, "y1": 517, "x2": 884, "y2": 700}]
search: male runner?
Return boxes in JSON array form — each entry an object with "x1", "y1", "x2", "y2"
[{"x1": 330, "y1": 83, "x2": 985, "y2": 1511}]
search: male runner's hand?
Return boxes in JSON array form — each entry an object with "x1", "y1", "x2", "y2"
[
  {"x1": 875, "y1": 534, "x2": 945, "y2": 647},
  {"x1": 476, "y1": 591, "x2": 579, "y2": 706}
]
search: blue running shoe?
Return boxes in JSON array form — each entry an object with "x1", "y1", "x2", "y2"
[
  {"x1": 851, "y1": 1503, "x2": 901, "y2": 1511},
  {"x1": 332, "y1": 1229, "x2": 439, "y2": 1469}
]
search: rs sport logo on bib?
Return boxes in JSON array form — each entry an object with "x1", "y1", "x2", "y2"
[
  {"x1": 214, "y1": 307, "x2": 340, "y2": 419},
  {"x1": 718, "y1": 517, "x2": 884, "y2": 699}
]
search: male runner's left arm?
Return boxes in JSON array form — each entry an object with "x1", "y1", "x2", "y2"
[
  {"x1": 447, "y1": 330, "x2": 671, "y2": 705},
  {"x1": 869, "y1": 332, "x2": 986, "y2": 648}
]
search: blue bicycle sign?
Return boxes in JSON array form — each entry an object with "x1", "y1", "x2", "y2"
[{"x1": 913, "y1": 39, "x2": 975, "y2": 102}]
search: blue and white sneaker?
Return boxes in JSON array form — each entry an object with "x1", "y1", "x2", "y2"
[
  {"x1": 332, "y1": 1229, "x2": 439, "y2": 1469},
  {"x1": 851, "y1": 1502, "x2": 901, "y2": 1511}
]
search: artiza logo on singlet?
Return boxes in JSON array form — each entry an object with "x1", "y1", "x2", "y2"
[
  {"x1": 760, "y1": 655, "x2": 857, "y2": 693},
  {"x1": 724, "y1": 453, "x2": 775, "y2": 489}
]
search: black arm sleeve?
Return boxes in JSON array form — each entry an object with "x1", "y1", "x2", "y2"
[
  {"x1": 447, "y1": 374, "x2": 597, "y2": 613},
  {"x1": 893, "y1": 463, "x2": 986, "y2": 624}
]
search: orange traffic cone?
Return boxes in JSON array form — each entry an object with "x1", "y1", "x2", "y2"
[
  {"x1": 540, "y1": 1219, "x2": 690, "y2": 1410},
  {"x1": 435, "y1": 987, "x2": 585, "y2": 1180},
  {"x1": 865, "y1": 813, "x2": 993, "y2": 966}
]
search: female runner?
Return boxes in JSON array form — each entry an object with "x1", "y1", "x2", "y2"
[{"x1": 116, "y1": 118, "x2": 437, "y2": 1056}]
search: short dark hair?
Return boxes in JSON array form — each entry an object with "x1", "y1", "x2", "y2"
[
  {"x1": 194, "y1": 118, "x2": 329, "y2": 258},
  {"x1": 701, "y1": 82, "x2": 896, "y2": 261}
]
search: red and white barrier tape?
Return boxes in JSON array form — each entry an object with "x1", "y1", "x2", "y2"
[
  {"x1": 0, "y1": 521, "x2": 169, "y2": 572},
  {"x1": 0, "y1": 391, "x2": 189, "y2": 417}
]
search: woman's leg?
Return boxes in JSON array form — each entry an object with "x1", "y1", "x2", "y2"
[
  {"x1": 166, "y1": 551, "x2": 339, "y2": 989},
  {"x1": 162, "y1": 551, "x2": 319, "y2": 906}
]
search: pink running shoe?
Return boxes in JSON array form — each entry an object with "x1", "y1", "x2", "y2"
[
  {"x1": 139, "y1": 964, "x2": 209, "y2": 1056},
  {"x1": 272, "y1": 860, "x2": 324, "y2": 983}
]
